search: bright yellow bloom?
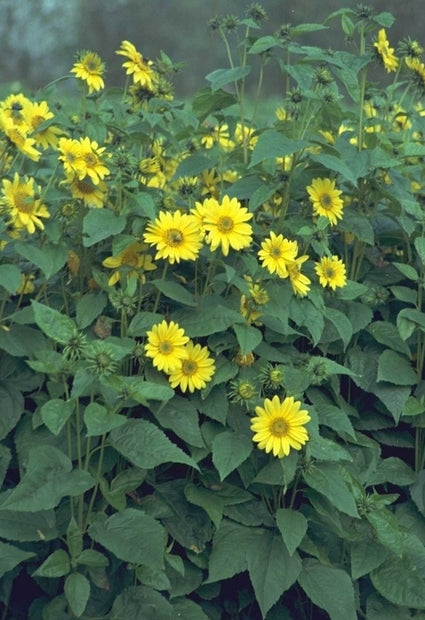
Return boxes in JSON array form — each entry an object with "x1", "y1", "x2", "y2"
[
  {"x1": 70, "y1": 51, "x2": 105, "y2": 94},
  {"x1": 25, "y1": 101, "x2": 63, "y2": 149},
  {"x1": 143, "y1": 210, "x2": 202, "y2": 264},
  {"x1": 234, "y1": 123, "x2": 257, "y2": 149},
  {"x1": 251, "y1": 395, "x2": 311, "y2": 458},
  {"x1": 240, "y1": 279, "x2": 269, "y2": 325},
  {"x1": 102, "y1": 242, "x2": 156, "y2": 286},
  {"x1": 167, "y1": 341, "x2": 215, "y2": 393},
  {"x1": 258, "y1": 231, "x2": 298, "y2": 278},
  {"x1": 2, "y1": 173, "x2": 50, "y2": 234},
  {"x1": 116, "y1": 40, "x2": 156, "y2": 89},
  {"x1": 0, "y1": 93, "x2": 32, "y2": 127},
  {"x1": 287, "y1": 255, "x2": 311, "y2": 297},
  {"x1": 197, "y1": 195, "x2": 253, "y2": 256},
  {"x1": 315, "y1": 255, "x2": 347, "y2": 290},
  {"x1": 78, "y1": 137, "x2": 109, "y2": 184},
  {"x1": 58, "y1": 138, "x2": 85, "y2": 177},
  {"x1": 374, "y1": 29, "x2": 398, "y2": 73},
  {"x1": 0, "y1": 116, "x2": 41, "y2": 161},
  {"x1": 406, "y1": 57, "x2": 425, "y2": 93},
  {"x1": 69, "y1": 176, "x2": 107, "y2": 208},
  {"x1": 145, "y1": 320, "x2": 189, "y2": 373},
  {"x1": 201, "y1": 124, "x2": 234, "y2": 150},
  {"x1": 306, "y1": 177, "x2": 344, "y2": 226},
  {"x1": 16, "y1": 274, "x2": 35, "y2": 295}
]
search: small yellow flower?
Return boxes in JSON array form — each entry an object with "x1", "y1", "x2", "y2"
[
  {"x1": 58, "y1": 138, "x2": 85, "y2": 177},
  {"x1": 251, "y1": 395, "x2": 311, "y2": 458},
  {"x1": 196, "y1": 195, "x2": 253, "y2": 256},
  {"x1": 167, "y1": 341, "x2": 215, "y2": 393},
  {"x1": 102, "y1": 242, "x2": 156, "y2": 286},
  {"x1": 201, "y1": 124, "x2": 234, "y2": 150},
  {"x1": 258, "y1": 232, "x2": 298, "y2": 278},
  {"x1": 374, "y1": 29, "x2": 398, "y2": 73},
  {"x1": 116, "y1": 40, "x2": 156, "y2": 89},
  {"x1": 69, "y1": 176, "x2": 107, "y2": 208},
  {"x1": 143, "y1": 210, "x2": 203, "y2": 264},
  {"x1": 145, "y1": 320, "x2": 189, "y2": 373},
  {"x1": 25, "y1": 101, "x2": 63, "y2": 149},
  {"x1": 71, "y1": 51, "x2": 105, "y2": 94},
  {"x1": 287, "y1": 255, "x2": 311, "y2": 297},
  {"x1": 2, "y1": 173, "x2": 49, "y2": 234},
  {"x1": 0, "y1": 116, "x2": 41, "y2": 161},
  {"x1": 306, "y1": 177, "x2": 344, "y2": 226},
  {"x1": 78, "y1": 137, "x2": 109, "y2": 184},
  {"x1": 315, "y1": 255, "x2": 347, "y2": 290}
]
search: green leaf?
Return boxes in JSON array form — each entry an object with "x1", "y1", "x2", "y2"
[
  {"x1": 154, "y1": 396, "x2": 204, "y2": 448},
  {"x1": 15, "y1": 242, "x2": 67, "y2": 280},
  {"x1": 0, "y1": 383, "x2": 24, "y2": 440},
  {"x1": 365, "y1": 507, "x2": 404, "y2": 556},
  {"x1": 173, "y1": 154, "x2": 213, "y2": 178},
  {"x1": 31, "y1": 301, "x2": 76, "y2": 345},
  {"x1": 184, "y1": 484, "x2": 225, "y2": 530},
  {"x1": 108, "y1": 586, "x2": 173, "y2": 619},
  {"x1": 250, "y1": 130, "x2": 308, "y2": 167},
  {"x1": 127, "y1": 311, "x2": 164, "y2": 336},
  {"x1": 84, "y1": 402, "x2": 126, "y2": 436},
  {"x1": 40, "y1": 398, "x2": 74, "y2": 435},
  {"x1": 175, "y1": 302, "x2": 243, "y2": 338},
  {"x1": 0, "y1": 264, "x2": 22, "y2": 294},
  {"x1": 298, "y1": 559, "x2": 357, "y2": 620},
  {"x1": 0, "y1": 540, "x2": 35, "y2": 578},
  {"x1": 205, "y1": 66, "x2": 251, "y2": 91},
  {"x1": 368, "y1": 321, "x2": 411, "y2": 357},
  {"x1": 212, "y1": 431, "x2": 252, "y2": 481},
  {"x1": 172, "y1": 598, "x2": 210, "y2": 620},
  {"x1": 325, "y1": 307, "x2": 353, "y2": 350},
  {"x1": 34, "y1": 549, "x2": 70, "y2": 578},
  {"x1": 75, "y1": 293, "x2": 107, "y2": 329},
  {"x1": 248, "y1": 35, "x2": 282, "y2": 54},
  {"x1": 368, "y1": 457, "x2": 416, "y2": 486},
  {"x1": 75, "y1": 549, "x2": 109, "y2": 568},
  {"x1": 351, "y1": 541, "x2": 390, "y2": 579},
  {"x1": 64, "y1": 573, "x2": 90, "y2": 618},
  {"x1": 151, "y1": 278, "x2": 196, "y2": 307},
  {"x1": 0, "y1": 446, "x2": 94, "y2": 512},
  {"x1": 247, "y1": 530, "x2": 301, "y2": 618},
  {"x1": 397, "y1": 308, "x2": 425, "y2": 340},
  {"x1": 109, "y1": 419, "x2": 199, "y2": 470},
  {"x1": 66, "y1": 517, "x2": 83, "y2": 558},
  {"x1": 310, "y1": 151, "x2": 361, "y2": 186},
  {"x1": 415, "y1": 237, "x2": 425, "y2": 266},
  {"x1": 89, "y1": 508, "x2": 166, "y2": 569},
  {"x1": 303, "y1": 463, "x2": 359, "y2": 518},
  {"x1": 207, "y1": 520, "x2": 257, "y2": 583},
  {"x1": 377, "y1": 350, "x2": 417, "y2": 385},
  {"x1": 233, "y1": 323, "x2": 262, "y2": 355},
  {"x1": 0, "y1": 507, "x2": 57, "y2": 542},
  {"x1": 82, "y1": 209, "x2": 126, "y2": 247},
  {"x1": 192, "y1": 87, "x2": 236, "y2": 121},
  {"x1": 366, "y1": 592, "x2": 413, "y2": 620},
  {"x1": 393, "y1": 262, "x2": 418, "y2": 281},
  {"x1": 276, "y1": 508, "x2": 308, "y2": 556}
]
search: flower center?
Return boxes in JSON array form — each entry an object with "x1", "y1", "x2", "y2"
[
  {"x1": 14, "y1": 190, "x2": 33, "y2": 213},
  {"x1": 159, "y1": 341, "x2": 173, "y2": 355},
  {"x1": 84, "y1": 153, "x2": 98, "y2": 167},
  {"x1": 121, "y1": 251, "x2": 139, "y2": 266},
  {"x1": 75, "y1": 179, "x2": 96, "y2": 195},
  {"x1": 86, "y1": 59, "x2": 99, "y2": 73},
  {"x1": 270, "y1": 417, "x2": 289, "y2": 437},
  {"x1": 31, "y1": 115, "x2": 45, "y2": 130},
  {"x1": 181, "y1": 359, "x2": 197, "y2": 376},
  {"x1": 325, "y1": 267, "x2": 335, "y2": 278},
  {"x1": 319, "y1": 193, "x2": 332, "y2": 209},
  {"x1": 165, "y1": 228, "x2": 183, "y2": 246},
  {"x1": 217, "y1": 215, "x2": 234, "y2": 233},
  {"x1": 271, "y1": 246, "x2": 282, "y2": 258}
]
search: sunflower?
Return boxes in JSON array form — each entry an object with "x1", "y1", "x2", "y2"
[
  {"x1": 167, "y1": 341, "x2": 215, "y2": 393},
  {"x1": 315, "y1": 255, "x2": 347, "y2": 290},
  {"x1": 2, "y1": 173, "x2": 50, "y2": 234},
  {"x1": 70, "y1": 51, "x2": 105, "y2": 94},
  {"x1": 373, "y1": 29, "x2": 398, "y2": 73},
  {"x1": 143, "y1": 210, "x2": 203, "y2": 264},
  {"x1": 116, "y1": 40, "x2": 156, "y2": 89},
  {"x1": 0, "y1": 117, "x2": 41, "y2": 162},
  {"x1": 25, "y1": 101, "x2": 63, "y2": 149},
  {"x1": 69, "y1": 176, "x2": 107, "y2": 208},
  {"x1": 287, "y1": 255, "x2": 311, "y2": 297},
  {"x1": 199, "y1": 195, "x2": 253, "y2": 256},
  {"x1": 145, "y1": 320, "x2": 189, "y2": 373},
  {"x1": 306, "y1": 177, "x2": 344, "y2": 226},
  {"x1": 251, "y1": 395, "x2": 311, "y2": 458},
  {"x1": 78, "y1": 137, "x2": 109, "y2": 184},
  {"x1": 102, "y1": 242, "x2": 156, "y2": 285},
  {"x1": 58, "y1": 138, "x2": 85, "y2": 177},
  {"x1": 258, "y1": 231, "x2": 298, "y2": 277},
  {"x1": 201, "y1": 124, "x2": 234, "y2": 150},
  {"x1": 0, "y1": 93, "x2": 32, "y2": 128},
  {"x1": 406, "y1": 57, "x2": 425, "y2": 94}
]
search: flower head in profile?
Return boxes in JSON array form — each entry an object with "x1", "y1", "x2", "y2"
[
  {"x1": 196, "y1": 195, "x2": 253, "y2": 256},
  {"x1": 116, "y1": 40, "x2": 156, "y2": 89},
  {"x1": 145, "y1": 320, "x2": 189, "y2": 373},
  {"x1": 102, "y1": 242, "x2": 156, "y2": 286},
  {"x1": 315, "y1": 255, "x2": 347, "y2": 290},
  {"x1": 58, "y1": 138, "x2": 85, "y2": 177},
  {"x1": 71, "y1": 51, "x2": 105, "y2": 94},
  {"x1": 25, "y1": 101, "x2": 63, "y2": 149},
  {"x1": 251, "y1": 395, "x2": 311, "y2": 458},
  {"x1": 406, "y1": 57, "x2": 425, "y2": 94},
  {"x1": 374, "y1": 29, "x2": 398, "y2": 73},
  {"x1": 306, "y1": 177, "x2": 344, "y2": 226},
  {"x1": 2, "y1": 173, "x2": 50, "y2": 234},
  {"x1": 258, "y1": 231, "x2": 298, "y2": 278},
  {"x1": 68, "y1": 176, "x2": 107, "y2": 208},
  {"x1": 287, "y1": 255, "x2": 311, "y2": 297},
  {"x1": 143, "y1": 210, "x2": 203, "y2": 264},
  {"x1": 167, "y1": 341, "x2": 215, "y2": 393},
  {"x1": 0, "y1": 116, "x2": 41, "y2": 161}
]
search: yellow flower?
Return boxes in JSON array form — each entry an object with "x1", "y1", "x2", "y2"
[
  {"x1": 167, "y1": 341, "x2": 215, "y2": 393},
  {"x1": 315, "y1": 255, "x2": 347, "y2": 290},
  {"x1": 2, "y1": 173, "x2": 50, "y2": 234},
  {"x1": 258, "y1": 231, "x2": 298, "y2": 278},
  {"x1": 201, "y1": 124, "x2": 234, "y2": 150},
  {"x1": 251, "y1": 395, "x2": 311, "y2": 458},
  {"x1": 0, "y1": 116, "x2": 41, "y2": 161},
  {"x1": 374, "y1": 29, "x2": 398, "y2": 73},
  {"x1": 0, "y1": 93, "x2": 32, "y2": 127},
  {"x1": 143, "y1": 210, "x2": 203, "y2": 264},
  {"x1": 234, "y1": 123, "x2": 257, "y2": 149},
  {"x1": 406, "y1": 57, "x2": 425, "y2": 93},
  {"x1": 198, "y1": 195, "x2": 253, "y2": 256},
  {"x1": 25, "y1": 101, "x2": 63, "y2": 149},
  {"x1": 69, "y1": 175, "x2": 107, "y2": 208},
  {"x1": 145, "y1": 319, "x2": 189, "y2": 373},
  {"x1": 70, "y1": 51, "x2": 105, "y2": 94},
  {"x1": 102, "y1": 242, "x2": 156, "y2": 285},
  {"x1": 16, "y1": 274, "x2": 35, "y2": 295},
  {"x1": 116, "y1": 40, "x2": 156, "y2": 89},
  {"x1": 287, "y1": 255, "x2": 311, "y2": 297},
  {"x1": 78, "y1": 137, "x2": 109, "y2": 184},
  {"x1": 306, "y1": 177, "x2": 344, "y2": 226},
  {"x1": 58, "y1": 138, "x2": 86, "y2": 177}
]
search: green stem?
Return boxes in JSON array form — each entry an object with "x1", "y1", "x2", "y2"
[{"x1": 84, "y1": 433, "x2": 107, "y2": 531}]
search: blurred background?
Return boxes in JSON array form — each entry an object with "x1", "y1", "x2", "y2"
[{"x1": 1, "y1": 0, "x2": 423, "y2": 97}]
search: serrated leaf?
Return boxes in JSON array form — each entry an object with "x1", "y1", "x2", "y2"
[
  {"x1": 31, "y1": 301, "x2": 76, "y2": 345},
  {"x1": 205, "y1": 66, "x2": 251, "y2": 91},
  {"x1": 276, "y1": 508, "x2": 308, "y2": 556},
  {"x1": 84, "y1": 401, "x2": 126, "y2": 436},
  {"x1": 377, "y1": 350, "x2": 417, "y2": 385},
  {"x1": 207, "y1": 520, "x2": 257, "y2": 583},
  {"x1": 64, "y1": 573, "x2": 90, "y2": 618},
  {"x1": 151, "y1": 278, "x2": 196, "y2": 306},
  {"x1": 75, "y1": 549, "x2": 109, "y2": 567},
  {"x1": 108, "y1": 586, "x2": 173, "y2": 619},
  {"x1": 154, "y1": 396, "x2": 204, "y2": 448},
  {"x1": 248, "y1": 35, "x2": 282, "y2": 55},
  {"x1": 303, "y1": 462, "x2": 359, "y2": 517},
  {"x1": 298, "y1": 559, "x2": 357, "y2": 620},
  {"x1": 127, "y1": 311, "x2": 164, "y2": 336},
  {"x1": 82, "y1": 209, "x2": 126, "y2": 247},
  {"x1": 233, "y1": 323, "x2": 262, "y2": 355},
  {"x1": 88, "y1": 508, "x2": 166, "y2": 569},
  {"x1": 40, "y1": 398, "x2": 74, "y2": 435},
  {"x1": 175, "y1": 302, "x2": 243, "y2": 338},
  {"x1": 15, "y1": 242, "x2": 67, "y2": 280},
  {"x1": 351, "y1": 541, "x2": 390, "y2": 579},
  {"x1": 368, "y1": 321, "x2": 411, "y2": 357},
  {"x1": 109, "y1": 419, "x2": 198, "y2": 470},
  {"x1": 0, "y1": 540, "x2": 35, "y2": 578},
  {"x1": 33, "y1": 549, "x2": 70, "y2": 577},
  {"x1": 212, "y1": 431, "x2": 252, "y2": 481},
  {"x1": 75, "y1": 293, "x2": 107, "y2": 329},
  {"x1": 250, "y1": 130, "x2": 308, "y2": 167},
  {"x1": 0, "y1": 264, "x2": 22, "y2": 294}
]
